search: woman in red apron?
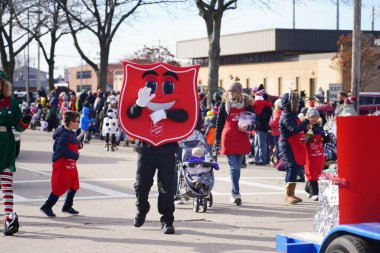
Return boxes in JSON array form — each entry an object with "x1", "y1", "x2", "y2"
[
  {"x1": 279, "y1": 91, "x2": 310, "y2": 204},
  {"x1": 40, "y1": 110, "x2": 83, "y2": 217},
  {"x1": 304, "y1": 108, "x2": 325, "y2": 201},
  {"x1": 214, "y1": 80, "x2": 255, "y2": 205}
]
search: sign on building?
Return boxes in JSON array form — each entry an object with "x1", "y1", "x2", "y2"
[{"x1": 329, "y1": 83, "x2": 342, "y2": 102}]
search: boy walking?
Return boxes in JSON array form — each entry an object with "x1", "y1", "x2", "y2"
[{"x1": 40, "y1": 110, "x2": 83, "y2": 217}]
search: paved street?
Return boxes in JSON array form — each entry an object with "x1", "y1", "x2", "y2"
[{"x1": 2, "y1": 129, "x2": 318, "y2": 253}]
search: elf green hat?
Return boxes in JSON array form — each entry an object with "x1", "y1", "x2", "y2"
[{"x1": 0, "y1": 70, "x2": 10, "y2": 82}]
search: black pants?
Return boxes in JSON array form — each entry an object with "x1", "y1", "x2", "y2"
[{"x1": 134, "y1": 153, "x2": 176, "y2": 224}]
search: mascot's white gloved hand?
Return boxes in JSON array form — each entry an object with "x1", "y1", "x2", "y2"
[
  {"x1": 136, "y1": 87, "x2": 156, "y2": 107},
  {"x1": 150, "y1": 109, "x2": 167, "y2": 124}
]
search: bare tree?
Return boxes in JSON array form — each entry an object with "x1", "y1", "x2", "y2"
[
  {"x1": 0, "y1": 0, "x2": 35, "y2": 82},
  {"x1": 32, "y1": 1, "x2": 73, "y2": 91},
  {"x1": 195, "y1": 0, "x2": 238, "y2": 106},
  {"x1": 128, "y1": 45, "x2": 180, "y2": 65},
  {"x1": 332, "y1": 34, "x2": 380, "y2": 92},
  {"x1": 56, "y1": 0, "x2": 182, "y2": 91}
]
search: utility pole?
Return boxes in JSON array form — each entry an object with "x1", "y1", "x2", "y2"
[
  {"x1": 351, "y1": 0, "x2": 361, "y2": 112},
  {"x1": 372, "y1": 6, "x2": 375, "y2": 31},
  {"x1": 293, "y1": 0, "x2": 295, "y2": 29},
  {"x1": 336, "y1": 0, "x2": 340, "y2": 30},
  {"x1": 26, "y1": 9, "x2": 30, "y2": 102},
  {"x1": 37, "y1": 3, "x2": 41, "y2": 92}
]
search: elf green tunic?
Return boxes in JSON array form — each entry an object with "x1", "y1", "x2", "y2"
[{"x1": 0, "y1": 95, "x2": 27, "y2": 173}]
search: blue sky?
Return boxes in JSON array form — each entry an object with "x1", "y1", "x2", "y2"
[{"x1": 29, "y1": 0, "x2": 380, "y2": 76}]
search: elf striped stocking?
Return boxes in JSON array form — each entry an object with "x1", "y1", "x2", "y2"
[{"x1": 1, "y1": 169, "x2": 14, "y2": 216}]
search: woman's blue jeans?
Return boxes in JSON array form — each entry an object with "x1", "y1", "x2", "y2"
[
  {"x1": 285, "y1": 165, "x2": 302, "y2": 183},
  {"x1": 227, "y1": 154, "x2": 244, "y2": 195}
]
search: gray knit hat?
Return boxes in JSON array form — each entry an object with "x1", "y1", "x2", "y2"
[
  {"x1": 307, "y1": 108, "x2": 320, "y2": 118},
  {"x1": 228, "y1": 82, "x2": 243, "y2": 93}
]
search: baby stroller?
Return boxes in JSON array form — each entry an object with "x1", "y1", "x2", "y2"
[{"x1": 176, "y1": 131, "x2": 215, "y2": 213}]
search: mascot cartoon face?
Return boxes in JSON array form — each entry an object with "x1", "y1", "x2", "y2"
[{"x1": 118, "y1": 61, "x2": 200, "y2": 146}]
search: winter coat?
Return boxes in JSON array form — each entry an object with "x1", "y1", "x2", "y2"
[
  {"x1": 279, "y1": 93, "x2": 310, "y2": 168},
  {"x1": 52, "y1": 126, "x2": 80, "y2": 162},
  {"x1": 339, "y1": 104, "x2": 357, "y2": 116},
  {"x1": 269, "y1": 110, "x2": 282, "y2": 136},
  {"x1": 0, "y1": 96, "x2": 28, "y2": 172},
  {"x1": 215, "y1": 94, "x2": 255, "y2": 155},
  {"x1": 79, "y1": 107, "x2": 93, "y2": 130},
  {"x1": 253, "y1": 100, "x2": 272, "y2": 132}
]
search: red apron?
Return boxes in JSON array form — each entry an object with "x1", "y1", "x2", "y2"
[
  {"x1": 51, "y1": 140, "x2": 80, "y2": 196},
  {"x1": 305, "y1": 134, "x2": 325, "y2": 181},
  {"x1": 221, "y1": 107, "x2": 251, "y2": 155},
  {"x1": 286, "y1": 119, "x2": 307, "y2": 166}
]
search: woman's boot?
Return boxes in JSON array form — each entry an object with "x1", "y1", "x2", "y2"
[{"x1": 285, "y1": 183, "x2": 300, "y2": 204}]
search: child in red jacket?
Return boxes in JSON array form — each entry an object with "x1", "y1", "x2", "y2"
[{"x1": 304, "y1": 108, "x2": 325, "y2": 201}]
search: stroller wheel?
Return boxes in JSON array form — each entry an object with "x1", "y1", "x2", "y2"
[
  {"x1": 193, "y1": 197, "x2": 200, "y2": 212},
  {"x1": 208, "y1": 192, "x2": 213, "y2": 207},
  {"x1": 202, "y1": 198, "x2": 208, "y2": 212}
]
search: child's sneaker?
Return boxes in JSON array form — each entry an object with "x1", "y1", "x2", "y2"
[
  {"x1": 3, "y1": 212, "x2": 19, "y2": 236},
  {"x1": 40, "y1": 206, "x2": 56, "y2": 217},
  {"x1": 61, "y1": 207, "x2": 79, "y2": 215}
]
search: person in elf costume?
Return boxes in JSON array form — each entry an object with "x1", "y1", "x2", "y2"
[
  {"x1": 279, "y1": 91, "x2": 310, "y2": 204},
  {"x1": 304, "y1": 108, "x2": 325, "y2": 201},
  {"x1": 118, "y1": 61, "x2": 200, "y2": 234},
  {"x1": 0, "y1": 70, "x2": 31, "y2": 235}
]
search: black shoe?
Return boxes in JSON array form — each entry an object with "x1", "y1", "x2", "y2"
[
  {"x1": 61, "y1": 206, "x2": 79, "y2": 215},
  {"x1": 255, "y1": 162, "x2": 265, "y2": 165},
  {"x1": 134, "y1": 206, "x2": 150, "y2": 227},
  {"x1": 161, "y1": 222, "x2": 175, "y2": 234},
  {"x1": 40, "y1": 206, "x2": 56, "y2": 217},
  {"x1": 248, "y1": 160, "x2": 255, "y2": 164},
  {"x1": 240, "y1": 163, "x2": 247, "y2": 168},
  {"x1": 3, "y1": 212, "x2": 19, "y2": 236}
]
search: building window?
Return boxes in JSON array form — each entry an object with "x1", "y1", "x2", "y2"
[
  {"x1": 76, "y1": 85, "x2": 92, "y2": 93},
  {"x1": 246, "y1": 78, "x2": 250, "y2": 88},
  {"x1": 219, "y1": 79, "x2": 223, "y2": 88},
  {"x1": 263, "y1": 78, "x2": 267, "y2": 89},
  {"x1": 76, "y1": 71, "x2": 91, "y2": 79},
  {"x1": 278, "y1": 77, "x2": 282, "y2": 96},
  {"x1": 295, "y1": 77, "x2": 300, "y2": 91}
]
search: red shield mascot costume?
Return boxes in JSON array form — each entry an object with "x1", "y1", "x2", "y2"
[{"x1": 118, "y1": 61, "x2": 199, "y2": 234}]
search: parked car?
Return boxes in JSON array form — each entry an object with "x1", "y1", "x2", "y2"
[{"x1": 317, "y1": 92, "x2": 380, "y2": 116}]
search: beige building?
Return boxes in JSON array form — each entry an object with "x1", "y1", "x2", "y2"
[
  {"x1": 177, "y1": 28, "x2": 380, "y2": 99},
  {"x1": 64, "y1": 63, "x2": 122, "y2": 93}
]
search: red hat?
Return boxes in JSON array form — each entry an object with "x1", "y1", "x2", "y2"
[{"x1": 344, "y1": 96, "x2": 356, "y2": 105}]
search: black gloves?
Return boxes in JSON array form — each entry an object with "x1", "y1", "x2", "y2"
[
  {"x1": 21, "y1": 114, "x2": 32, "y2": 124},
  {"x1": 213, "y1": 140, "x2": 221, "y2": 156}
]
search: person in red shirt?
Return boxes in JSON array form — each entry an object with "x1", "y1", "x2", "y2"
[{"x1": 269, "y1": 99, "x2": 282, "y2": 162}]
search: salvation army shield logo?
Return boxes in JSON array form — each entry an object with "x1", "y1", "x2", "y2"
[{"x1": 118, "y1": 61, "x2": 200, "y2": 146}]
